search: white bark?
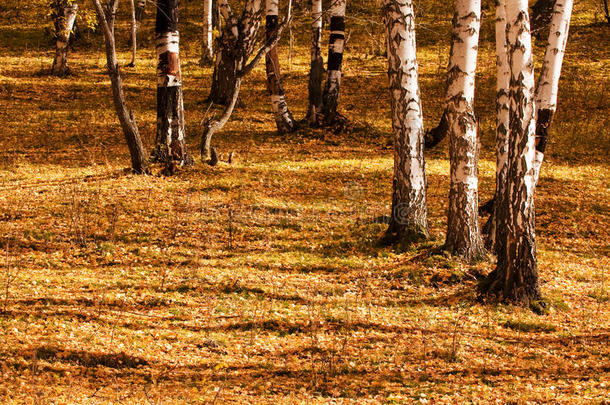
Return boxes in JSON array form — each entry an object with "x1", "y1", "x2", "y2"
[
  {"x1": 489, "y1": 0, "x2": 510, "y2": 252},
  {"x1": 51, "y1": 2, "x2": 78, "y2": 76},
  {"x1": 265, "y1": 0, "x2": 296, "y2": 133},
  {"x1": 201, "y1": 0, "x2": 214, "y2": 63},
  {"x1": 487, "y1": 0, "x2": 540, "y2": 304},
  {"x1": 384, "y1": 0, "x2": 428, "y2": 241},
  {"x1": 533, "y1": 0, "x2": 572, "y2": 183},
  {"x1": 321, "y1": 0, "x2": 347, "y2": 123},
  {"x1": 445, "y1": 0, "x2": 483, "y2": 260}
]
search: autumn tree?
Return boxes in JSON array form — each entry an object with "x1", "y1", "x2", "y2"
[
  {"x1": 207, "y1": 0, "x2": 264, "y2": 105},
  {"x1": 264, "y1": 0, "x2": 296, "y2": 133},
  {"x1": 444, "y1": 0, "x2": 484, "y2": 261},
  {"x1": 533, "y1": 0, "x2": 573, "y2": 183},
  {"x1": 200, "y1": 0, "x2": 214, "y2": 65},
  {"x1": 50, "y1": 0, "x2": 78, "y2": 76},
  {"x1": 307, "y1": 0, "x2": 323, "y2": 124},
  {"x1": 483, "y1": 0, "x2": 541, "y2": 305},
  {"x1": 383, "y1": 0, "x2": 428, "y2": 244},
  {"x1": 321, "y1": 0, "x2": 347, "y2": 125},
  {"x1": 92, "y1": 0, "x2": 148, "y2": 173},
  {"x1": 127, "y1": 0, "x2": 146, "y2": 67},
  {"x1": 152, "y1": 0, "x2": 192, "y2": 166}
]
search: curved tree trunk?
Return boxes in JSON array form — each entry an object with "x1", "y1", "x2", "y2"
[
  {"x1": 307, "y1": 0, "x2": 324, "y2": 124},
  {"x1": 51, "y1": 1, "x2": 78, "y2": 76},
  {"x1": 200, "y1": 0, "x2": 215, "y2": 65},
  {"x1": 265, "y1": 0, "x2": 296, "y2": 133},
  {"x1": 485, "y1": 0, "x2": 511, "y2": 253},
  {"x1": 152, "y1": 0, "x2": 192, "y2": 165},
  {"x1": 92, "y1": 0, "x2": 148, "y2": 174},
  {"x1": 321, "y1": 0, "x2": 346, "y2": 125},
  {"x1": 383, "y1": 0, "x2": 428, "y2": 244},
  {"x1": 533, "y1": 0, "x2": 572, "y2": 183},
  {"x1": 444, "y1": 0, "x2": 484, "y2": 261},
  {"x1": 484, "y1": 0, "x2": 540, "y2": 305}
]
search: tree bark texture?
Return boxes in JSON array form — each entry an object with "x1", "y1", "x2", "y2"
[
  {"x1": 51, "y1": 0, "x2": 78, "y2": 76},
  {"x1": 208, "y1": 0, "x2": 263, "y2": 105},
  {"x1": 92, "y1": 0, "x2": 148, "y2": 173},
  {"x1": 486, "y1": 0, "x2": 511, "y2": 254},
  {"x1": 200, "y1": 0, "x2": 214, "y2": 65},
  {"x1": 307, "y1": 0, "x2": 324, "y2": 123},
  {"x1": 444, "y1": 0, "x2": 484, "y2": 261},
  {"x1": 383, "y1": 0, "x2": 429, "y2": 244},
  {"x1": 321, "y1": 0, "x2": 346, "y2": 125},
  {"x1": 265, "y1": 0, "x2": 296, "y2": 134},
  {"x1": 533, "y1": 0, "x2": 572, "y2": 183},
  {"x1": 153, "y1": 0, "x2": 191, "y2": 165},
  {"x1": 485, "y1": 0, "x2": 541, "y2": 305}
]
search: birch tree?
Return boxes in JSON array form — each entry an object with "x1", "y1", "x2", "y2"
[
  {"x1": 152, "y1": 0, "x2": 192, "y2": 165},
  {"x1": 127, "y1": 0, "x2": 146, "y2": 67},
  {"x1": 265, "y1": 0, "x2": 296, "y2": 133},
  {"x1": 444, "y1": 0, "x2": 484, "y2": 261},
  {"x1": 307, "y1": 0, "x2": 324, "y2": 124},
  {"x1": 51, "y1": 0, "x2": 78, "y2": 76},
  {"x1": 485, "y1": 0, "x2": 511, "y2": 253},
  {"x1": 208, "y1": 0, "x2": 263, "y2": 105},
  {"x1": 383, "y1": 0, "x2": 428, "y2": 243},
  {"x1": 92, "y1": 0, "x2": 148, "y2": 173},
  {"x1": 201, "y1": 0, "x2": 291, "y2": 161},
  {"x1": 533, "y1": 0, "x2": 572, "y2": 183},
  {"x1": 200, "y1": 0, "x2": 214, "y2": 65},
  {"x1": 321, "y1": 0, "x2": 347, "y2": 125},
  {"x1": 483, "y1": 0, "x2": 541, "y2": 305}
]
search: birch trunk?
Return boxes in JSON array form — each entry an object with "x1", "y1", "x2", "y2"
[
  {"x1": 444, "y1": 0, "x2": 484, "y2": 261},
  {"x1": 152, "y1": 0, "x2": 192, "y2": 165},
  {"x1": 265, "y1": 0, "x2": 296, "y2": 133},
  {"x1": 383, "y1": 0, "x2": 428, "y2": 244},
  {"x1": 484, "y1": 0, "x2": 540, "y2": 305},
  {"x1": 307, "y1": 0, "x2": 324, "y2": 124},
  {"x1": 533, "y1": 0, "x2": 572, "y2": 183},
  {"x1": 92, "y1": 0, "x2": 148, "y2": 173},
  {"x1": 486, "y1": 0, "x2": 511, "y2": 253},
  {"x1": 128, "y1": 0, "x2": 146, "y2": 66},
  {"x1": 321, "y1": 0, "x2": 346, "y2": 125},
  {"x1": 200, "y1": 0, "x2": 214, "y2": 65},
  {"x1": 51, "y1": 1, "x2": 78, "y2": 76}
]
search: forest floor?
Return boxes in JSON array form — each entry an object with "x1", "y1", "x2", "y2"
[{"x1": 0, "y1": 1, "x2": 609, "y2": 403}]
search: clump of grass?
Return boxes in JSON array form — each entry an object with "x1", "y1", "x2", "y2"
[{"x1": 502, "y1": 319, "x2": 557, "y2": 333}]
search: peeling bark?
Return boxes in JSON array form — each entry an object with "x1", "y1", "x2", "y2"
[
  {"x1": 92, "y1": 0, "x2": 148, "y2": 173},
  {"x1": 383, "y1": 0, "x2": 429, "y2": 244},
  {"x1": 444, "y1": 0, "x2": 484, "y2": 261},
  {"x1": 484, "y1": 0, "x2": 541, "y2": 306},
  {"x1": 152, "y1": 0, "x2": 192, "y2": 166},
  {"x1": 533, "y1": 0, "x2": 572, "y2": 183},
  {"x1": 485, "y1": 0, "x2": 511, "y2": 254},
  {"x1": 265, "y1": 0, "x2": 296, "y2": 134},
  {"x1": 307, "y1": 0, "x2": 324, "y2": 123},
  {"x1": 208, "y1": 0, "x2": 263, "y2": 105},
  {"x1": 51, "y1": 1, "x2": 78, "y2": 76},
  {"x1": 321, "y1": 0, "x2": 347, "y2": 125}
]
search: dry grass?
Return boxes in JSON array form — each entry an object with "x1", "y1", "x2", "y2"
[{"x1": 0, "y1": 0, "x2": 608, "y2": 403}]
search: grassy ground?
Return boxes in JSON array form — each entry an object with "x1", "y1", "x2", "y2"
[{"x1": 0, "y1": 0, "x2": 609, "y2": 403}]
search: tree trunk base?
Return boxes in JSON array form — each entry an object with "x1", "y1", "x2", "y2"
[
  {"x1": 382, "y1": 222, "x2": 429, "y2": 248},
  {"x1": 479, "y1": 269, "x2": 545, "y2": 312}
]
